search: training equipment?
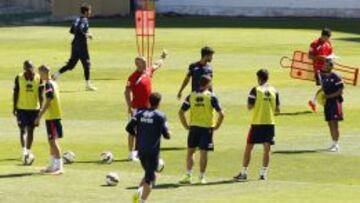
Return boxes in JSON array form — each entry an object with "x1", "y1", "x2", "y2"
[
  {"x1": 135, "y1": 0, "x2": 156, "y2": 67},
  {"x1": 63, "y1": 151, "x2": 76, "y2": 164},
  {"x1": 23, "y1": 153, "x2": 35, "y2": 166},
  {"x1": 100, "y1": 151, "x2": 114, "y2": 164},
  {"x1": 156, "y1": 158, "x2": 165, "y2": 173},
  {"x1": 105, "y1": 172, "x2": 119, "y2": 186},
  {"x1": 280, "y1": 51, "x2": 359, "y2": 86}
]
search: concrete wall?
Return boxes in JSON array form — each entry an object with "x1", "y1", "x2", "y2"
[
  {"x1": 52, "y1": 0, "x2": 130, "y2": 18},
  {"x1": 0, "y1": 0, "x2": 51, "y2": 11},
  {"x1": 156, "y1": 0, "x2": 360, "y2": 18}
]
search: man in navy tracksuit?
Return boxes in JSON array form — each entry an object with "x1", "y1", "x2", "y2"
[
  {"x1": 126, "y1": 92, "x2": 171, "y2": 203},
  {"x1": 52, "y1": 4, "x2": 96, "y2": 91}
]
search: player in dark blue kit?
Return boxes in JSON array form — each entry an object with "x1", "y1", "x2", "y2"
[
  {"x1": 52, "y1": 4, "x2": 97, "y2": 91},
  {"x1": 177, "y1": 46, "x2": 214, "y2": 100},
  {"x1": 321, "y1": 58, "x2": 344, "y2": 152},
  {"x1": 126, "y1": 92, "x2": 171, "y2": 203}
]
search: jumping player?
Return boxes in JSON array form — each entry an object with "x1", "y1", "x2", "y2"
[
  {"x1": 308, "y1": 28, "x2": 333, "y2": 112},
  {"x1": 35, "y1": 65, "x2": 64, "y2": 174},
  {"x1": 52, "y1": 4, "x2": 97, "y2": 91},
  {"x1": 13, "y1": 60, "x2": 43, "y2": 162},
  {"x1": 321, "y1": 59, "x2": 344, "y2": 152},
  {"x1": 177, "y1": 46, "x2": 214, "y2": 100},
  {"x1": 178, "y1": 75, "x2": 224, "y2": 184},
  {"x1": 125, "y1": 51, "x2": 168, "y2": 161},
  {"x1": 234, "y1": 69, "x2": 280, "y2": 181},
  {"x1": 126, "y1": 93, "x2": 170, "y2": 203}
]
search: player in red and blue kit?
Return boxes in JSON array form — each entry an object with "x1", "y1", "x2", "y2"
[
  {"x1": 308, "y1": 28, "x2": 333, "y2": 112},
  {"x1": 321, "y1": 59, "x2": 344, "y2": 152},
  {"x1": 126, "y1": 92, "x2": 170, "y2": 203},
  {"x1": 177, "y1": 46, "x2": 214, "y2": 100}
]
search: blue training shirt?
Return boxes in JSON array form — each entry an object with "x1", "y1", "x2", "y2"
[
  {"x1": 321, "y1": 72, "x2": 344, "y2": 102},
  {"x1": 187, "y1": 62, "x2": 213, "y2": 92},
  {"x1": 126, "y1": 109, "x2": 169, "y2": 154},
  {"x1": 70, "y1": 16, "x2": 89, "y2": 44}
]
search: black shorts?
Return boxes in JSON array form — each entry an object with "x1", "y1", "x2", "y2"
[
  {"x1": 45, "y1": 119, "x2": 63, "y2": 140},
  {"x1": 324, "y1": 100, "x2": 343, "y2": 121},
  {"x1": 138, "y1": 151, "x2": 158, "y2": 185},
  {"x1": 188, "y1": 126, "x2": 214, "y2": 151},
  {"x1": 16, "y1": 109, "x2": 39, "y2": 128},
  {"x1": 247, "y1": 125, "x2": 275, "y2": 145}
]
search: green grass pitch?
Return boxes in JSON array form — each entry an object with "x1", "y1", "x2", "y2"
[{"x1": 0, "y1": 16, "x2": 360, "y2": 203}]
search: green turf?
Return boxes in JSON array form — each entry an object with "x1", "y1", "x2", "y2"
[{"x1": 0, "y1": 16, "x2": 360, "y2": 203}]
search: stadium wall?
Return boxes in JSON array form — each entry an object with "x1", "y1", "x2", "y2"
[
  {"x1": 0, "y1": 0, "x2": 51, "y2": 12},
  {"x1": 156, "y1": 0, "x2": 360, "y2": 18},
  {"x1": 52, "y1": 0, "x2": 130, "y2": 18}
]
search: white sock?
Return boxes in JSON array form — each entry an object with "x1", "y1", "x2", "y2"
[
  {"x1": 241, "y1": 167, "x2": 248, "y2": 175},
  {"x1": 186, "y1": 170, "x2": 192, "y2": 175},
  {"x1": 199, "y1": 172, "x2": 205, "y2": 178},
  {"x1": 86, "y1": 80, "x2": 91, "y2": 86},
  {"x1": 22, "y1": 148, "x2": 28, "y2": 155},
  {"x1": 132, "y1": 151, "x2": 138, "y2": 157},
  {"x1": 260, "y1": 167, "x2": 268, "y2": 176},
  {"x1": 137, "y1": 186, "x2": 143, "y2": 195},
  {"x1": 140, "y1": 199, "x2": 145, "y2": 203}
]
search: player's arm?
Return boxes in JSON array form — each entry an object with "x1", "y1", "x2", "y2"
[
  {"x1": 12, "y1": 76, "x2": 19, "y2": 116},
  {"x1": 152, "y1": 50, "x2": 168, "y2": 72},
  {"x1": 247, "y1": 87, "x2": 256, "y2": 110},
  {"x1": 275, "y1": 91, "x2": 281, "y2": 114},
  {"x1": 38, "y1": 80, "x2": 44, "y2": 107},
  {"x1": 124, "y1": 82, "x2": 133, "y2": 116},
  {"x1": 177, "y1": 75, "x2": 190, "y2": 100},
  {"x1": 211, "y1": 95, "x2": 225, "y2": 130},
  {"x1": 80, "y1": 18, "x2": 92, "y2": 40},
  {"x1": 125, "y1": 116, "x2": 137, "y2": 136},
  {"x1": 326, "y1": 79, "x2": 344, "y2": 99},
  {"x1": 34, "y1": 83, "x2": 53, "y2": 126},
  {"x1": 161, "y1": 116, "x2": 171, "y2": 140},
  {"x1": 178, "y1": 95, "x2": 190, "y2": 130}
]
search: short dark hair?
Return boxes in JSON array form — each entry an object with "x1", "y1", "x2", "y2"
[
  {"x1": 199, "y1": 75, "x2": 212, "y2": 87},
  {"x1": 80, "y1": 3, "x2": 91, "y2": 14},
  {"x1": 149, "y1": 92, "x2": 162, "y2": 107},
  {"x1": 257, "y1": 69, "x2": 269, "y2": 82},
  {"x1": 325, "y1": 58, "x2": 334, "y2": 68},
  {"x1": 321, "y1": 28, "x2": 331, "y2": 37},
  {"x1": 201, "y1": 46, "x2": 214, "y2": 57},
  {"x1": 24, "y1": 60, "x2": 33, "y2": 69}
]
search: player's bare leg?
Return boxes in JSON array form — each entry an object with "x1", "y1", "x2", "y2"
[
  {"x1": 199, "y1": 150, "x2": 208, "y2": 184},
  {"x1": 19, "y1": 127, "x2": 27, "y2": 157},
  {"x1": 328, "y1": 121, "x2": 340, "y2": 152},
  {"x1": 179, "y1": 148, "x2": 196, "y2": 184},
  {"x1": 42, "y1": 139, "x2": 63, "y2": 174},
  {"x1": 260, "y1": 143, "x2": 271, "y2": 180},
  {"x1": 26, "y1": 126, "x2": 35, "y2": 154},
  {"x1": 234, "y1": 144, "x2": 254, "y2": 181}
]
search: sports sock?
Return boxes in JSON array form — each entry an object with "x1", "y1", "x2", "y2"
[
  {"x1": 241, "y1": 167, "x2": 248, "y2": 175},
  {"x1": 140, "y1": 199, "x2": 145, "y2": 203},
  {"x1": 22, "y1": 148, "x2": 28, "y2": 155},
  {"x1": 199, "y1": 172, "x2": 205, "y2": 178},
  {"x1": 186, "y1": 170, "x2": 192, "y2": 175},
  {"x1": 86, "y1": 80, "x2": 91, "y2": 86},
  {"x1": 260, "y1": 167, "x2": 268, "y2": 176},
  {"x1": 137, "y1": 186, "x2": 143, "y2": 195}
]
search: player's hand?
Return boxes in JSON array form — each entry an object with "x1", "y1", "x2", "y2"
[
  {"x1": 127, "y1": 107, "x2": 133, "y2": 116},
  {"x1": 13, "y1": 108, "x2": 17, "y2": 116},
  {"x1": 87, "y1": 33, "x2": 93, "y2": 40},
  {"x1": 160, "y1": 49, "x2": 168, "y2": 60},
  {"x1": 177, "y1": 92, "x2": 182, "y2": 100},
  {"x1": 34, "y1": 117, "x2": 40, "y2": 127}
]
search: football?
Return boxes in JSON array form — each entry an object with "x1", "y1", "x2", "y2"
[
  {"x1": 23, "y1": 153, "x2": 35, "y2": 166},
  {"x1": 100, "y1": 151, "x2": 114, "y2": 164},
  {"x1": 105, "y1": 172, "x2": 119, "y2": 186},
  {"x1": 156, "y1": 159, "x2": 165, "y2": 173},
  {"x1": 63, "y1": 151, "x2": 76, "y2": 164}
]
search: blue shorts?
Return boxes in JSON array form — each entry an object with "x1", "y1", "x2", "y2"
[
  {"x1": 324, "y1": 99, "x2": 343, "y2": 121},
  {"x1": 45, "y1": 119, "x2": 63, "y2": 140},
  {"x1": 138, "y1": 151, "x2": 158, "y2": 185},
  {"x1": 16, "y1": 109, "x2": 39, "y2": 128},
  {"x1": 247, "y1": 125, "x2": 275, "y2": 145},
  {"x1": 188, "y1": 126, "x2": 214, "y2": 151}
]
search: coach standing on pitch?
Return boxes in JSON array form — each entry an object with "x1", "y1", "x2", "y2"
[
  {"x1": 125, "y1": 52, "x2": 167, "y2": 161},
  {"x1": 13, "y1": 60, "x2": 43, "y2": 162},
  {"x1": 177, "y1": 46, "x2": 214, "y2": 100},
  {"x1": 234, "y1": 69, "x2": 280, "y2": 181},
  {"x1": 52, "y1": 4, "x2": 97, "y2": 91}
]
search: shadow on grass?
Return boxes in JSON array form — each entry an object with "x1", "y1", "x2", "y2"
[
  {"x1": 0, "y1": 172, "x2": 39, "y2": 179},
  {"x1": 74, "y1": 159, "x2": 129, "y2": 164},
  {"x1": 272, "y1": 149, "x2": 328, "y2": 154},
  {"x1": 160, "y1": 147, "x2": 187, "y2": 151},
  {"x1": 336, "y1": 37, "x2": 360, "y2": 43},
  {"x1": 276, "y1": 111, "x2": 313, "y2": 116},
  {"x1": 126, "y1": 179, "x2": 244, "y2": 190},
  {"x1": 0, "y1": 158, "x2": 18, "y2": 163},
  {"x1": 92, "y1": 78, "x2": 121, "y2": 81}
]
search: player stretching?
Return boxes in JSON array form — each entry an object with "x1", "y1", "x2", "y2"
[
  {"x1": 177, "y1": 46, "x2": 214, "y2": 100},
  {"x1": 126, "y1": 93, "x2": 170, "y2": 203},
  {"x1": 52, "y1": 4, "x2": 97, "y2": 91},
  {"x1": 35, "y1": 65, "x2": 64, "y2": 174},
  {"x1": 234, "y1": 69, "x2": 280, "y2": 181},
  {"x1": 321, "y1": 59, "x2": 344, "y2": 152},
  {"x1": 308, "y1": 28, "x2": 333, "y2": 112},
  {"x1": 179, "y1": 76, "x2": 224, "y2": 184},
  {"x1": 13, "y1": 60, "x2": 43, "y2": 162},
  {"x1": 125, "y1": 52, "x2": 167, "y2": 161}
]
